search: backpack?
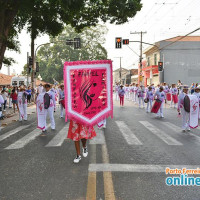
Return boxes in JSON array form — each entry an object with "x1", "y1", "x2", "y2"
[
  {"x1": 184, "y1": 95, "x2": 190, "y2": 113},
  {"x1": 44, "y1": 93, "x2": 50, "y2": 109},
  {"x1": 22, "y1": 92, "x2": 27, "y2": 104}
]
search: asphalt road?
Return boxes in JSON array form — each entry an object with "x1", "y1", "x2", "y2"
[{"x1": 1, "y1": 99, "x2": 200, "y2": 200}]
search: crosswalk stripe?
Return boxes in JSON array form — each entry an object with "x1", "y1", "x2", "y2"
[
  {"x1": 115, "y1": 121, "x2": 142, "y2": 145},
  {"x1": 5, "y1": 124, "x2": 51, "y2": 150},
  {"x1": 45, "y1": 124, "x2": 69, "y2": 147},
  {"x1": 161, "y1": 122, "x2": 200, "y2": 140},
  {"x1": 139, "y1": 121, "x2": 183, "y2": 145},
  {"x1": 0, "y1": 125, "x2": 30, "y2": 142}
]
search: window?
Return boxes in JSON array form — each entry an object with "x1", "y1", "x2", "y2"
[
  {"x1": 12, "y1": 81, "x2": 17, "y2": 86},
  {"x1": 154, "y1": 54, "x2": 157, "y2": 65},
  {"x1": 19, "y1": 81, "x2": 24, "y2": 86},
  {"x1": 147, "y1": 57, "x2": 150, "y2": 66}
]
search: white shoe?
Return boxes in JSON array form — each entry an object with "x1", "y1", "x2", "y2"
[
  {"x1": 82, "y1": 147, "x2": 88, "y2": 157},
  {"x1": 187, "y1": 128, "x2": 191, "y2": 131},
  {"x1": 60, "y1": 116, "x2": 63, "y2": 118},
  {"x1": 74, "y1": 155, "x2": 81, "y2": 163},
  {"x1": 160, "y1": 115, "x2": 164, "y2": 118}
]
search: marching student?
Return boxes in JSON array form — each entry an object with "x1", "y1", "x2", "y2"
[
  {"x1": 131, "y1": 83, "x2": 136, "y2": 101},
  {"x1": 67, "y1": 120, "x2": 96, "y2": 164},
  {"x1": 134, "y1": 84, "x2": 139, "y2": 102},
  {"x1": 125, "y1": 84, "x2": 129, "y2": 99},
  {"x1": 155, "y1": 84, "x2": 160, "y2": 93},
  {"x1": 146, "y1": 86, "x2": 154, "y2": 113},
  {"x1": 59, "y1": 84, "x2": 65, "y2": 118},
  {"x1": 153, "y1": 86, "x2": 166, "y2": 118},
  {"x1": 170, "y1": 84, "x2": 178, "y2": 108},
  {"x1": 114, "y1": 83, "x2": 119, "y2": 101},
  {"x1": 137, "y1": 85, "x2": 145, "y2": 108},
  {"x1": 10, "y1": 88, "x2": 18, "y2": 113},
  {"x1": 193, "y1": 85, "x2": 200, "y2": 119},
  {"x1": 17, "y1": 87, "x2": 28, "y2": 121},
  {"x1": 118, "y1": 85, "x2": 125, "y2": 107},
  {"x1": 42, "y1": 84, "x2": 56, "y2": 133},
  {"x1": 177, "y1": 85, "x2": 190, "y2": 132}
]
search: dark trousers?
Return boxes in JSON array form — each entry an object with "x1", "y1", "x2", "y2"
[{"x1": 27, "y1": 95, "x2": 31, "y2": 103}]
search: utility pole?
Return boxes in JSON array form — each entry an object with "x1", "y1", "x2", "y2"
[
  {"x1": 130, "y1": 31, "x2": 147, "y2": 85},
  {"x1": 114, "y1": 57, "x2": 123, "y2": 84}
]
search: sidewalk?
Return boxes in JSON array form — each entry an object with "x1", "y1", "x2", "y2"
[{"x1": 0, "y1": 103, "x2": 36, "y2": 129}]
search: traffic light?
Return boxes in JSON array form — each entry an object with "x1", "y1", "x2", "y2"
[
  {"x1": 29, "y1": 57, "x2": 33, "y2": 66},
  {"x1": 74, "y1": 38, "x2": 81, "y2": 49},
  {"x1": 115, "y1": 37, "x2": 122, "y2": 48},
  {"x1": 123, "y1": 39, "x2": 129, "y2": 45},
  {"x1": 158, "y1": 61, "x2": 163, "y2": 71},
  {"x1": 36, "y1": 62, "x2": 39, "y2": 72}
]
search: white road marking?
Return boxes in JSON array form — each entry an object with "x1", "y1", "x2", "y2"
[
  {"x1": 89, "y1": 164, "x2": 200, "y2": 173},
  {"x1": 161, "y1": 122, "x2": 200, "y2": 140},
  {"x1": 115, "y1": 121, "x2": 142, "y2": 145},
  {"x1": 139, "y1": 121, "x2": 182, "y2": 145},
  {"x1": 90, "y1": 128, "x2": 105, "y2": 145},
  {"x1": 0, "y1": 125, "x2": 30, "y2": 142},
  {"x1": 45, "y1": 124, "x2": 69, "y2": 147},
  {"x1": 5, "y1": 124, "x2": 50, "y2": 150}
]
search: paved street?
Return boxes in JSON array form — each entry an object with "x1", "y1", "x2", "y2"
[{"x1": 1, "y1": 100, "x2": 200, "y2": 200}]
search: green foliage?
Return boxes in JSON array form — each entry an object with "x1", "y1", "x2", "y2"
[{"x1": 37, "y1": 25, "x2": 108, "y2": 83}]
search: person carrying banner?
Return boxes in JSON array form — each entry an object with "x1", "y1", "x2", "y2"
[
  {"x1": 42, "y1": 84, "x2": 56, "y2": 133},
  {"x1": 153, "y1": 86, "x2": 166, "y2": 118},
  {"x1": 170, "y1": 84, "x2": 178, "y2": 108},
  {"x1": 118, "y1": 85, "x2": 125, "y2": 106},
  {"x1": 177, "y1": 85, "x2": 190, "y2": 132},
  {"x1": 17, "y1": 86, "x2": 28, "y2": 121},
  {"x1": 59, "y1": 85, "x2": 65, "y2": 118},
  {"x1": 145, "y1": 86, "x2": 154, "y2": 113}
]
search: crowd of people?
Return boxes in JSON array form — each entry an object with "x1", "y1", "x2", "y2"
[{"x1": 114, "y1": 81, "x2": 200, "y2": 131}]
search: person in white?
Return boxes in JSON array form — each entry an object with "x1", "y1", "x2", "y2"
[
  {"x1": 1, "y1": 89, "x2": 8, "y2": 111},
  {"x1": 125, "y1": 84, "x2": 129, "y2": 99},
  {"x1": 154, "y1": 86, "x2": 166, "y2": 118},
  {"x1": 146, "y1": 86, "x2": 154, "y2": 113},
  {"x1": 17, "y1": 87, "x2": 28, "y2": 121},
  {"x1": 137, "y1": 85, "x2": 145, "y2": 108},
  {"x1": 59, "y1": 85, "x2": 65, "y2": 118},
  {"x1": 193, "y1": 86, "x2": 200, "y2": 119},
  {"x1": 170, "y1": 84, "x2": 178, "y2": 108},
  {"x1": 177, "y1": 85, "x2": 190, "y2": 132},
  {"x1": 37, "y1": 83, "x2": 44, "y2": 94},
  {"x1": 134, "y1": 84, "x2": 139, "y2": 102},
  {"x1": 43, "y1": 84, "x2": 56, "y2": 132},
  {"x1": 0, "y1": 93, "x2": 4, "y2": 118},
  {"x1": 155, "y1": 84, "x2": 160, "y2": 93}
]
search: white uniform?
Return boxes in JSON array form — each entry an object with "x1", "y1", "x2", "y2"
[
  {"x1": 193, "y1": 92, "x2": 200, "y2": 119},
  {"x1": 44, "y1": 90, "x2": 56, "y2": 130},
  {"x1": 137, "y1": 88, "x2": 145, "y2": 108},
  {"x1": 154, "y1": 91, "x2": 166, "y2": 117},
  {"x1": 115, "y1": 85, "x2": 119, "y2": 101},
  {"x1": 0, "y1": 94, "x2": 4, "y2": 118},
  {"x1": 146, "y1": 90, "x2": 154, "y2": 112},
  {"x1": 170, "y1": 87, "x2": 178, "y2": 108},
  {"x1": 178, "y1": 92, "x2": 190, "y2": 130},
  {"x1": 18, "y1": 92, "x2": 28, "y2": 121},
  {"x1": 59, "y1": 89, "x2": 65, "y2": 118}
]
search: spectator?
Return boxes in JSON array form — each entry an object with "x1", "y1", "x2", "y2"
[
  {"x1": 1, "y1": 89, "x2": 8, "y2": 111},
  {"x1": 26, "y1": 86, "x2": 32, "y2": 104},
  {"x1": 10, "y1": 89, "x2": 18, "y2": 113}
]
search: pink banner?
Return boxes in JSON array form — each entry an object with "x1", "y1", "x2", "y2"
[
  {"x1": 63, "y1": 60, "x2": 113, "y2": 127},
  {"x1": 188, "y1": 95, "x2": 199, "y2": 129}
]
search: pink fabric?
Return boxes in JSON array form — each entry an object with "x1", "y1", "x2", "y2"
[
  {"x1": 63, "y1": 60, "x2": 113, "y2": 127},
  {"x1": 172, "y1": 95, "x2": 178, "y2": 103},
  {"x1": 151, "y1": 100, "x2": 162, "y2": 113},
  {"x1": 166, "y1": 93, "x2": 171, "y2": 101}
]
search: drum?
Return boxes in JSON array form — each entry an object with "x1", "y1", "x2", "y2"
[
  {"x1": 184, "y1": 95, "x2": 190, "y2": 113},
  {"x1": 144, "y1": 98, "x2": 149, "y2": 103},
  {"x1": 172, "y1": 95, "x2": 178, "y2": 104},
  {"x1": 166, "y1": 93, "x2": 171, "y2": 101},
  {"x1": 60, "y1": 99, "x2": 65, "y2": 109},
  {"x1": 151, "y1": 99, "x2": 162, "y2": 113}
]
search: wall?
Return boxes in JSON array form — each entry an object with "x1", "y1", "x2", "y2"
[{"x1": 160, "y1": 41, "x2": 200, "y2": 85}]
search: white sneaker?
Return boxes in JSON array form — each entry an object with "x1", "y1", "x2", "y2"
[
  {"x1": 187, "y1": 128, "x2": 191, "y2": 131},
  {"x1": 60, "y1": 116, "x2": 63, "y2": 118},
  {"x1": 74, "y1": 155, "x2": 81, "y2": 163},
  {"x1": 82, "y1": 147, "x2": 88, "y2": 157}
]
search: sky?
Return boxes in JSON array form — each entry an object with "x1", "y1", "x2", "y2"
[{"x1": 1, "y1": 0, "x2": 200, "y2": 77}]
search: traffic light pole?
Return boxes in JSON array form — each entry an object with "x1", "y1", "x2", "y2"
[
  {"x1": 130, "y1": 31, "x2": 147, "y2": 85},
  {"x1": 114, "y1": 57, "x2": 123, "y2": 84}
]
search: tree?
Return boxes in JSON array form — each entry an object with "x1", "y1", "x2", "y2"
[
  {"x1": 0, "y1": 0, "x2": 142, "y2": 69},
  {"x1": 37, "y1": 25, "x2": 108, "y2": 83}
]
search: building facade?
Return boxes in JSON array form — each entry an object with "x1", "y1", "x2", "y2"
[{"x1": 142, "y1": 36, "x2": 200, "y2": 86}]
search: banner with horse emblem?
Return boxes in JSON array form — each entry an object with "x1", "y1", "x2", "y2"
[{"x1": 63, "y1": 60, "x2": 113, "y2": 127}]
